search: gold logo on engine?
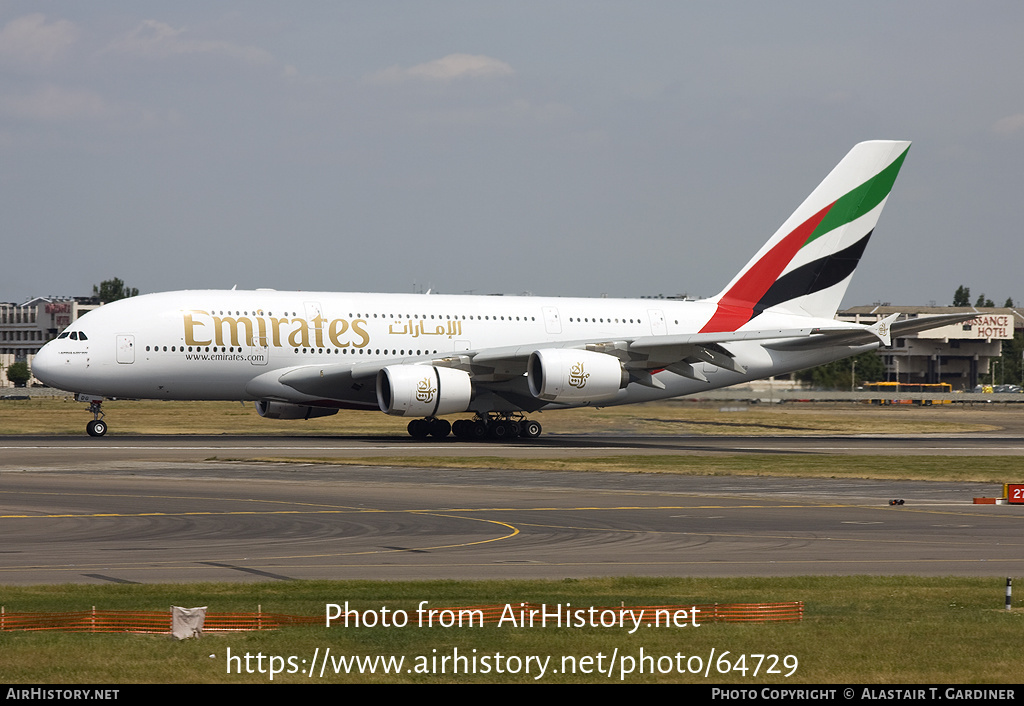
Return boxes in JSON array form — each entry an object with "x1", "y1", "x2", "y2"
[
  {"x1": 416, "y1": 376, "x2": 436, "y2": 403},
  {"x1": 568, "y1": 362, "x2": 589, "y2": 389}
]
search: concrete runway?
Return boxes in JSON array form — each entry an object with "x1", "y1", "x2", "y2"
[{"x1": 1, "y1": 433, "x2": 1022, "y2": 584}]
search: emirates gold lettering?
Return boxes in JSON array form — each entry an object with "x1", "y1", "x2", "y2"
[
  {"x1": 182, "y1": 311, "x2": 371, "y2": 350},
  {"x1": 328, "y1": 319, "x2": 350, "y2": 348},
  {"x1": 270, "y1": 317, "x2": 289, "y2": 347},
  {"x1": 351, "y1": 319, "x2": 370, "y2": 348},
  {"x1": 255, "y1": 317, "x2": 268, "y2": 346},
  {"x1": 312, "y1": 314, "x2": 327, "y2": 348},
  {"x1": 287, "y1": 319, "x2": 310, "y2": 348},
  {"x1": 184, "y1": 311, "x2": 212, "y2": 346},
  {"x1": 212, "y1": 316, "x2": 254, "y2": 347}
]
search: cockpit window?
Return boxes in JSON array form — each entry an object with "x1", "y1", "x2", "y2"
[
  {"x1": 78, "y1": 332, "x2": 88, "y2": 340},
  {"x1": 57, "y1": 332, "x2": 69, "y2": 339},
  {"x1": 69, "y1": 332, "x2": 78, "y2": 340}
]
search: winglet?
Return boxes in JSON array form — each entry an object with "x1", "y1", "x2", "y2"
[{"x1": 868, "y1": 312, "x2": 899, "y2": 347}]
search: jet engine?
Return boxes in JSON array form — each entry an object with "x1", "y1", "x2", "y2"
[
  {"x1": 255, "y1": 400, "x2": 340, "y2": 420},
  {"x1": 527, "y1": 349, "x2": 627, "y2": 404},
  {"x1": 376, "y1": 365, "x2": 473, "y2": 417}
]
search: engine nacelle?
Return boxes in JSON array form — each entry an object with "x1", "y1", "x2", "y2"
[
  {"x1": 255, "y1": 400, "x2": 340, "y2": 420},
  {"x1": 376, "y1": 365, "x2": 473, "y2": 417},
  {"x1": 527, "y1": 349, "x2": 627, "y2": 404}
]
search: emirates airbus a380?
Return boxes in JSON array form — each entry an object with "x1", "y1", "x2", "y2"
[{"x1": 32, "y1": 141, "x2": 966, "y2": 439}]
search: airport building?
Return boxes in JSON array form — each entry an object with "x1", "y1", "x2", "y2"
[
  {"x1": 837, "y1": 306, "x2": 1022, "y2": 390},
  {"x1": 0, "y1": 297, "x2": 100, "y2": 388}
]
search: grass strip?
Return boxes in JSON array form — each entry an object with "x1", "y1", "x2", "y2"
[{"x1": 1, "y1": 576, "x2": 1020, "y2": 683}]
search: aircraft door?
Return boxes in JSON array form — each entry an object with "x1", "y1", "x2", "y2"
[
  {"x1": 304, "y1": 301, "x2": 323, "y2": 321},
  {"x1": 116, "y1": 335, "x2": 135, "y2": 364},
  {"x1": 249, "y1": 336, "x2": 269, "y2": 366},
  {"x1": 542, "y1": 306, "x2": 562, "y2": 335},
  {"x1": 647, "y1": 309, "x2": 667, "y2": 336}
]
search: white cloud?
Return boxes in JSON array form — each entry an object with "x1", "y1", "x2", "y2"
[
  {"x1": 992, "y1": 113, "x2": 1024, "y2": 137},
  {"x1": 0, "y1": 14, "x2": 78, "y2": 67},
  {"x1": 107, "y1": 19, "x2": 274, "y2": 66},
  {"x1": 370, "y1": 53, "x2": 514, "y2": 84},
  {"x1": 0, "y1": 85, "x2": 111, "y2": 122}
]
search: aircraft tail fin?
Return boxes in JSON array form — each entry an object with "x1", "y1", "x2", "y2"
[{"x1": 700, "y1": 140, "x2": 911, "y2": 332}]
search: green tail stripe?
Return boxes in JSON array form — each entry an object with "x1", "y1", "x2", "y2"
[{"x1": 805, "y1": 146, "x2": 909, "y2": 247}]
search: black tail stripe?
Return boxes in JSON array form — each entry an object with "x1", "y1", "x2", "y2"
[{"x1": 753, "y1": 231, "x2": 872, "y2": 316}]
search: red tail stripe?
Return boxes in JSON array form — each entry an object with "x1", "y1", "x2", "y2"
[{"x1": 700, "y1": 202, "x2": 834, "y2": 333}]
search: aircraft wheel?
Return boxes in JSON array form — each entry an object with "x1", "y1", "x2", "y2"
[
  {"x1": 521, "y1": 419, "x2": 542, "y2": 438},
  {"x1": 407, "y1": 419, "x2": 430, "y2": 439},
  {"x1": 428, "y1": 418, "x2": 451, "y2": 438},
  {"x1": 490, "y1": 421, "x2": 514, "y2": 439},
  {"x1": 86, "y1": 419, "x2": 108, "y2": 437},
  {"x1": 470, "y1": 420, "x2": 489, "y2": 439},
  {"x1": 452, "y1": 419, "x2": 473, "y2": 438}
]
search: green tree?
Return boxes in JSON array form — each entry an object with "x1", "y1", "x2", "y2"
[
  {"x1": 6, "y1": 361, "x2": 30, "y2": 387},
  {"x1": 988, "y1": 330, "x2": 1024, "y2": 386},
  {"x1": 1004, "y1": 297, "x2": 1014, "y2": 308},
  {"x1": 93, "y1": 277, "x2": 139, "y2": 304},
  {"x1": 795, "y1": 351, "x2": 886, "y2": 390},
  {"x1": 975, "y1": 293, "x2": 995, "y2": 308},
  {"x1": 952, "y1": 285, "x2": 971, "y2": 307}
]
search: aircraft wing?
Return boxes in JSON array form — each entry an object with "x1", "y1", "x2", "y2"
[
  {"x1": 268, "y1": 325, "x2": 853, "y2": 399},
  {"x1": 761, "y1": 312, "x2": 980, "y2": 351},
  {"x1": 268, "y1": 313, "x2": 975, "y2": 402}
]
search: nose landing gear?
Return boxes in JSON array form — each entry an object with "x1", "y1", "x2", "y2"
[{"x1": 81, "y1": 396, "x2": 108, "y2": 437}]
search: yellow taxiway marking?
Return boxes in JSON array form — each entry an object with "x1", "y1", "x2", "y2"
[{"x1": 1, "y1": 500, "x2": 1020, "y2": 520}]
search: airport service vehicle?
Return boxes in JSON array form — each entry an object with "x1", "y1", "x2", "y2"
[{"x1": 33, "y1": 140, "x2": 968, "y2": 439}]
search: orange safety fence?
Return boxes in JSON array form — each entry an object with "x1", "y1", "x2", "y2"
[
  {"x1": 0, "y1": 602, "x2": 801, "y2": 634},
  {"x1": 0, "y1": 609, "x2": 320, "y2": 634}
]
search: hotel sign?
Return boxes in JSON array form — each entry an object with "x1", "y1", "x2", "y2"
[{"x1": 915, "y1": 314, "x2": 1013, "y2": 341}]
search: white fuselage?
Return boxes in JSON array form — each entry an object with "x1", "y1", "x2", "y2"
[{"x1": 32, "y1": 289, "x2": 863, "y2": 413}]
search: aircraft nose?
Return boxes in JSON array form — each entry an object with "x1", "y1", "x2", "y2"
[{"x1": 32, "y1": 340, "x2": 63, "y2": 389}]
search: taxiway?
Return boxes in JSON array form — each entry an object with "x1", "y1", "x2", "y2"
[{"x1": 1, "y1": 434, "x2": 1021, "y2": 584}]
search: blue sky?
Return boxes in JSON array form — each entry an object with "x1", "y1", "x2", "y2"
[{"x1": 2, "y1": 2, "x2": 1022, "y2": 307}]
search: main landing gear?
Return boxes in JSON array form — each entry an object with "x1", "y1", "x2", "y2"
[
  {"x1": 407, "y1": 413, "x2": 542, "y2": 440},
  {"x1": 406, "y1": 417, "x2": 450, "y2": 439},
  {"x1": 85, "y1": 398, "x2": 107, "y2": 437}
]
